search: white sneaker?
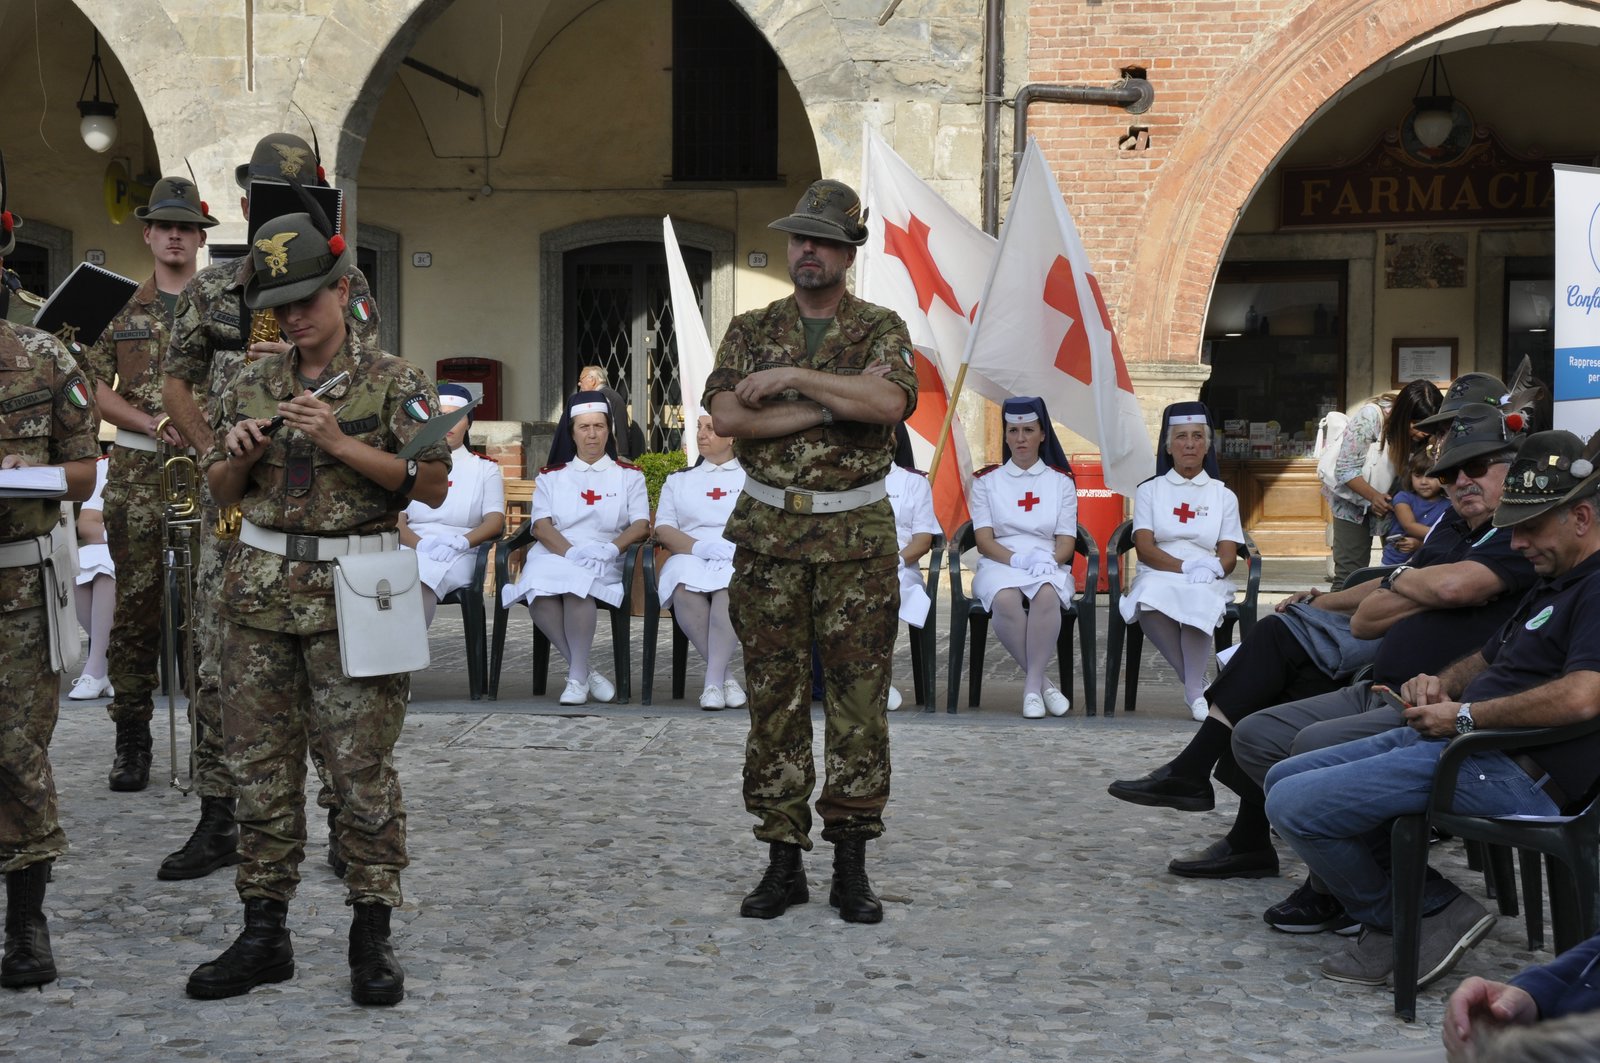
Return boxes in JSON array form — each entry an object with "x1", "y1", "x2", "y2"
[
  {"x1": 722, "y1": 679, "x2": 747, "y2": 708},
  {"x1": 699, "y1": 685, "x2": 726, "y2": 710},
  {"x1": 1043, "y1": 686, "x2": 1071, "y2": 716},
  {"x1": 1189, "y1": 696, "x2": 1210, "y2": 722},
  {"x1": 587, "y1": 672, "x2": 616, "y2": 703},
  {"x1": 68, "y1": 673, "x2": 112, "y2": 700},
  {"x1": 559, "y1": 678, "x2": 588, "y2": 705},
  {"x1": 1022, "y1": 692, "x2": 1046, "y2": 719},
  {"x1": 887, "y1": 686, "x2": 903, "y2": 712}
]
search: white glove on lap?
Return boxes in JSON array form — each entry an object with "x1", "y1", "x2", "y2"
[
  {"x1": 1181, "y1": 557, "x2": 1218, "y2": 584},
  {"x1": 1010, "y1": 549, "x2": 1053, "y2": 571},
  {"x1": 692, "y1": 538, "x2": 736, "y2": 562},
  {"x1": 1027, "y1": 560, "x2": 1058, "y2": 578}
]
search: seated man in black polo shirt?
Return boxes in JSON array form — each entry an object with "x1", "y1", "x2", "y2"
[
  {"x1": 1107, "y1": 403, "x2": 1537, "y2": 882},
  {"x1": 1265, "y1": 428, "x2": 1600, "y2": 990}
]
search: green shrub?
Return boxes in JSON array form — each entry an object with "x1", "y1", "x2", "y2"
[{"x1": 634, "y1": 450, "x2": 687, "y2": 511}]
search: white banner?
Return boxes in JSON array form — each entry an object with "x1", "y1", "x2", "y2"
[
  {"x1": 1553, "y1": 163, "x2": 1600, "y2": 436},
  {"x1": 663, "y1": 216, "x2": 715, "y2": 462}
]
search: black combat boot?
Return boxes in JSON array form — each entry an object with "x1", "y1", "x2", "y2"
[
  {"x1": 185, "y1": 897, "x2": 294, "y2": 999},
  {"x1": 2, "y1": 861, "x2": 57, "y2": 989},
  {"x1": 348, "y1": 903, "x2": 405, "y2": 1006},
  {"x1": 158, "y1": 796, "x2": 243, "y2": 881},
  {"x1": 108, "y1": 718, "x2": 153, "y2": 792},
  {"x1": 739, "y1": 841, "x2": 808, "y2": 919},
  {"x1": 326, "y1": 807, "x2": 347, "y2": 878},
  {"x1": 829, "y1": 839, "x2": 883, "y2": 924}
]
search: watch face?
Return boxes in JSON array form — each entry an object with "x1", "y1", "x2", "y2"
[{"x1": 1455, "y1": 714, "x2": 1474, "y2": 734}]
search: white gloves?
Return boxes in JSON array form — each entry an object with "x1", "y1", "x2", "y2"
[
  {"x1": 691, "y1": 537, "x2": 736, "y2": 562},
  {"x1": 1009, "y1": 549, "x2": 1058, "y2": 578},
  {"x1": 1181, "y1": 556, "x2": 1225, "y2": 584},
  {"x1": 422, "y1": 534, "x2": 469, "y2": 562},
  {"x1": 566, "y1": 541, "x2": 620, "y2": 564}
]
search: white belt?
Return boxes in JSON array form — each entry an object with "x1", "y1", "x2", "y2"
[
  {"x1": 240, "y1": 519, "x2": 398, "y2": 562},
  {"x1": 113, "y1": 427, "x2": 159, "y2": 453},
  {"x1": 741, "y1": 476, "x2": 887, "y2": 515},
  {"x1": 0, "y1": 522, "x2": 66, "y2": 569}
]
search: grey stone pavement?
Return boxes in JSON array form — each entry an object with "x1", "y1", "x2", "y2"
[{"x1": 7, "y1": 561, "x2": 1543, "y2": 1061}]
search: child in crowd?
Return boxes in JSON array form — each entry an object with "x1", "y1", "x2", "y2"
[{"x1": 1380, "y1": 449, "x2": 1450, "y2": 564}]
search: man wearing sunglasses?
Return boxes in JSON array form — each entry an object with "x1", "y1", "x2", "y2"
[{"x1": 1108, "y1": 402, "x2": 1537, "y2": 885}]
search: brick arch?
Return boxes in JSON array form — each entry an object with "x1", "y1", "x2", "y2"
[{"x1": 1120, "y1": 0, "x2": 1533, "y2": 368}]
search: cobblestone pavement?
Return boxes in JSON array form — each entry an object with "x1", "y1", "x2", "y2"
[{"x1": 7, "y1": 595, "x2": 1542, "y2": 1062}]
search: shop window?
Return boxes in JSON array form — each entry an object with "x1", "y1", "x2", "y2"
[
  {"x1": 672, "y1": 0, "x2": 778, "y2": 182},
  {"x1": 1503, "y1": 259, "x2": 1553, "y2": 390},
  {"x1": 1201, "y1": 262, "x2": 1346, "y2": 458}
]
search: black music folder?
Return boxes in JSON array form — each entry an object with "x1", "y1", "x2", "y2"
[
  {"x1": 30, "y1": 262, "x2": 139, "y2": 352},
  {"x1": 247, "y1": 180, "x2": 344, "y2": 242}
]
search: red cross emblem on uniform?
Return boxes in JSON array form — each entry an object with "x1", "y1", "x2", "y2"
[
  {"x1": 707, "y1": 487, "x2": 728, "y2": 500},
  {"x1": 1018, "y1": 492, "x2": 1041, "y2": 512},
  {"x1": 1173, "y1": 502, "x2": 1197, "y2": 523},
  {"x1": 581, "y1": 489, "x2": 602, "y2": 506}
]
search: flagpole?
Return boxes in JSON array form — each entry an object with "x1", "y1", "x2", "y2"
[{"x1": 926, "y1": 361, "x2": 969, "y2": 492}]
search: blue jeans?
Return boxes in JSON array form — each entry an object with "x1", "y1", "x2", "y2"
[{"x1": 1264, "y1": 726, "x2": 1558, "y2": 931}]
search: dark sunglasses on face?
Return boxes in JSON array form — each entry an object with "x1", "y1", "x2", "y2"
[{"x1": 1437, "y1": 455, "x2": 1500, "y2": 482}]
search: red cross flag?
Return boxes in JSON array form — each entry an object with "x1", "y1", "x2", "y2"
[
  {"x1": 856, "y1": 126, "x2": 992, "y2": 538},
  {"x1": 962, "y1": 138, "x2": 1155, "y2": 496},
  {"x1": 664, "y1": 216, "x2": 715, "y2": 463}
]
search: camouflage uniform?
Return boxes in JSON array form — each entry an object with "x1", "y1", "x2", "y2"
[
  {"x1": 197, "y1": 329, "x2": 447, "y2": 907},
  {"x1": 703, "y1": 291, "x2": 916, "y2": 847},
  {"x1": 166, "y1": 258, "x2": 379, "y2": 809},
  {"x1": 0, "y1": 324, "x2": 99, "y2": 872},
  {"x1": 81, "y1": 279, "x2": 174, "y2": 729}
]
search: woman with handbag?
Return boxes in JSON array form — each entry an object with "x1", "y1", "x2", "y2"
[
  {"x1": 398, "y1": 382, "x2": 505, "y2": 627},
  {"x1": 968, "y1": 396, "x2": 1079, "y2": 719},
  {"x1": 500, "y1": 391, "x2": 650, "y2": 705},
  {"x1": 1323, "y1": 379, "x2": 1440, "y2": 586},
  {"x1": 192, "y1": 212, "x2": 450, "y2": 1008},
  {"x1": 654, "y1": 410, "x2": 746, "y2": 709}
]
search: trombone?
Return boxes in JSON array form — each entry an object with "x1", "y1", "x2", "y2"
[{"x1": 157, "y1": 416, "x2": 201, "y2": 794}]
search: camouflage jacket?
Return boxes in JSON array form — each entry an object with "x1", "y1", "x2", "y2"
[
  {"x1": 0, "y1": 323, "x2": 100, "y2": 611},
  {"x1": 83, "y1": 275, "x2": 171, "y2": 486},
  {"x1": 702, "y1": 291, "x2": 916, "y2": 561},
  {"x1": 165, "y1": 256, "x2": 379, "y2": 428},
  {"x1": 200, "y1": 330, "x2": 449, "y2": 635}
]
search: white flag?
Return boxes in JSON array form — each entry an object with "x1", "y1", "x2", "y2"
[
  {"x1": 663, "y1": 216, "x2": 715, "y2": 463},
  {"x1": 962, "y1": 138, "x2": 1155, "y2": 496},
  {"x1": 857, "y1": 125, "x2": 994, "y2": 537}
]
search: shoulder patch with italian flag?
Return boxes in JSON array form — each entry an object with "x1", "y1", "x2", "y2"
[
  {"x1": 63, "y1": 374, "x2": 91, "y2": 410},
  {"x1": 403, "y1": 393, "x2": 433, "y2": 422},
  {"x1": 350, "y1": 296, "x2": 375, "y2": 324}
]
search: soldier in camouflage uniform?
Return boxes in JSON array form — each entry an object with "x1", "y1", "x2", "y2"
[
  {"x1": 184, "y1": 214, "x2": 447, "y2": 1006},
  {"x1": 703, "y1": 179, "x2": 916, "y2": 925},
  {"x1": 162, "y1": 133, "x2": 380, "y2": 882},
  {"x1": 0, "y1": 180, "x2": 102, "y2": 989},
  {"x1": 83, "y1": 178, "x2": 218, "y2": 803}
]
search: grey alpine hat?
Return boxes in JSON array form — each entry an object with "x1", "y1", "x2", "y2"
[
  {"x1": 1492, "y1": 430, "x2": 1600, "y2": 528},
  {"x1": 235, "y1": 132, "x2": 323, "y2": 190},
  {"x1": 243, "y1": 212, "x2": 351, "y2": 310},
  {"x1": 1414, "y1": 373, "x2": 1509, "y2": 429},
  {"x1": 134, "y1": 176, "x2": 219, "y2": 228},
  {"x1": 1426, "y1": 403, "x2": 1521, "y2": 478},
  {"x1": 768, "y1": 179, "x2": 870, "y2": 246}
]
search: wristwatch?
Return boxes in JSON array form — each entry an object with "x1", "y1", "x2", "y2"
[
  {"x1": 1455, "y1": 702, "x2": 1475, "y2": 734},
  {"x1": 1381, "y1": 565, "x2": 1412, "y2": 591},
  {"x1": 398, "y1": 458, "x2": 418, "y2": 497}
]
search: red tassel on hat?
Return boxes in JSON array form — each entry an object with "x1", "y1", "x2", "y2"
[
  {"x1": 200, "y1": 201, "x2": 209, "y2": 215},
  {"x1": 317, "y1": 165, "x2": 327, "y2": 183},
  {"x1": 1505, "y1": 413, "x2": 1525, "y2": 433},
  {"x1": 1, "y1": 211, "x2": 12, "y2": 232},
  {"x1": 328, "y1": 234, "x2": 346, "y2": 255}
]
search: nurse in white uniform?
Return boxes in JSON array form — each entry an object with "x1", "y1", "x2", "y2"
[
  {"x1": 399, "y1": 383, "x2": 506, "y2": 625},
  {"x1": 654, "y1": 412, "x2": 746, "y2": 710},
  {"x1": 69, "y1": 453, "x2": 116, "y2": 700},
  {"x1": 969, "y1": 396, "x2": 1079, "y2": 719},
  {"x1": 501, "y1": 392, "x2": 650, "y2": 705},
  {"x1": 1117, "y1": 401, "x2": 1242, "y2": 721},
  {"x1": 885, "y1": 425, "x2": 939, "y2": 711}
]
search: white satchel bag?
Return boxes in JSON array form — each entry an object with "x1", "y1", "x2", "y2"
[{"x1": 331, "y1": 550, "x2": 429, "y2": 678}]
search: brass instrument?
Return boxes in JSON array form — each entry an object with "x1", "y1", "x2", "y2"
[
  {"x1": 249, "y1": 308, "x2": 281, "y2": 346},
  {"x1": 157, "y1": 416, "x2": 201, "y2": 794}
]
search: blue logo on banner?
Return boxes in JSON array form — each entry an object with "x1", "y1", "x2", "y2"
[{"x1": 1556, "y1": 344, "x2": 1600, "y2": 400}]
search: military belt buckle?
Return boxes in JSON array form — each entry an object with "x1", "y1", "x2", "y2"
[
  {"x1": 284, "y1": 533, "x2": 321, "y2": 562},
  {"x1": 784, "y1": 488, "x2": 813, "y2": 515}
]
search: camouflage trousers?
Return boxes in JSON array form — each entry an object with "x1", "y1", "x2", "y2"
[
  {"x1": 104, "y1": 478, "x2": 163, "y2": 724},
  {"x1": 221, "y1": 620, "x2": 408, "y2": 907},
  {"x1": 0, "y1": 608, "x2": 67, "y2": 873},
  {"x1": 183, "y1": 512, "x2": 235, "y2": 798},
  {"x1": 730, "y1": 549, "x2": 897, "y2": 848}
]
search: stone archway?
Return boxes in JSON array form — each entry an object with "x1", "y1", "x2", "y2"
[{"x1": 1117, "y1": 0, "x2": 1577, "y2": 371}]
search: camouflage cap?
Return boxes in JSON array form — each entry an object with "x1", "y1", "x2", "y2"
[
  {"x1": 769, "y1": 179, "x2": 869, "y2": 246},
  {"x1": 1493, "y1": 430, "x2": 1600, "y2": 528},
  {"x1": 1426, "y1": 403, "x2": 1520, "y2": 478},
  {"x1": 0, "y1": 150, "x2": 21, "y2": 258},
  {"x1": 243, "y1": 212, "x2": 351, "y2": 310},
  {"x1": 235, "y1": 132, "x2": 323, "y2": 189},
  {"x1": 1414, "y1": 372, "x2": 1509, "y2": 428},
  {"x1": 134, "y1": 176, "x2": 219, "y2": 228}
]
